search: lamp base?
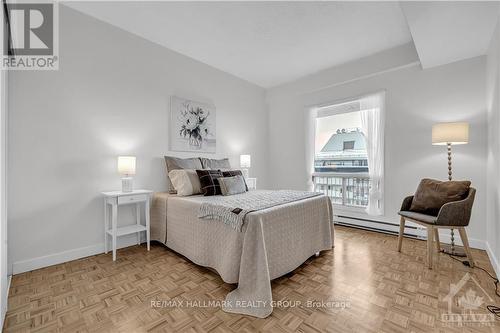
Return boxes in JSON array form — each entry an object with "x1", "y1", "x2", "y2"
[
  {"x1": 441, "y1": 244, "x2": 467, "y2": 257},
  {"x1": 121, "y1": 177, "x2": 134, "y2": 192}
]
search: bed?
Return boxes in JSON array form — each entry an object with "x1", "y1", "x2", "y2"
[{"x1": 150, "y1": 189, "x2": 334, "y2": 318}]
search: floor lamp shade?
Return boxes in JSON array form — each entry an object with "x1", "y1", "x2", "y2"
[{"x1": 432, "y1": 122, "x2": 469, "y2": 145}]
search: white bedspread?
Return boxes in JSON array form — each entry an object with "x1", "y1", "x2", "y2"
[
  {"x1": 198, "y1": 190, "x2": 323, "y2": 230},
  {"x1": 150, "y1": 190, "x2": 334, "y2": 318}
]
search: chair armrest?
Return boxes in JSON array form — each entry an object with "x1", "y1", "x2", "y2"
[
  {"x1": 436, "y1": 188, "x2": 476, "y2": 226},
  {"x1": 400, "y1": 196, "x2": 414, "y2": 211}
]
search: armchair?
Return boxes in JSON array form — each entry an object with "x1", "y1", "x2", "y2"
[{"x1": 397, "y1": 188, "x2": 476, "y2": 269}]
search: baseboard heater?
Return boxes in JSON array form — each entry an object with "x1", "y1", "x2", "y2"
[{"x1": 334, "y1": 215, "x2": 423, "y2": 239}]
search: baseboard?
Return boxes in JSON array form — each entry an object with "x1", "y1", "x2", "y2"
[
  {"x1": 335, "y1": 216, "x2": 487, "y2": 250},
  {"x1": 335, "y1": 221, "x2": 421, "y2": 239},
  {"x1": 334, "y1": 215, "x2": 425, "y2": 239},
  {"x1": 1, "y1": 275, "x2": 11, "y2": 329},
  {"x1": 436, "y1": 230, "x2": 487, "y2": 251},
  {"x1": 12, "y1": 237, "x2": 143, "y2": 274},
  {"x1": 485, "y1": 242, "x2": 500, "y2": 278}
]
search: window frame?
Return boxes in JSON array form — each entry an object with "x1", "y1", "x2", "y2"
[
  {"x1": 313, "y1": 105, "x2": 369, "y2": 212},
  {"x1": 311, "y1": 91, "x2": 385, "y2": 215}
]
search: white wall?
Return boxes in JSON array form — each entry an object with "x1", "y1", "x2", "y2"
[
  {"x1": 0, "y1": 5, "x2": 8, "y2": 323},
  {"x1": 486, "y1": 17, "x2": 500, "y2": 276},
  {"x1": 267, "y1": 45, "x2": 488, "y2": 248},
  {"x1": 7, "y1": 6, "x2": 268, "y2": 273},
  {"x1": 0, "y1": 68, "x2": 8, "y2": 326}
]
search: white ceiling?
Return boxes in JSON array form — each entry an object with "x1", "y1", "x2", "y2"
[
  {"x1": 400, "y1": 1, "x2": 500, "y2": 69},
  {"x1": 64, "y1": 1, "x2": 412, "y2": 88},
  {"x1": 64, "y1": 1, "x2": 499, "y2": 88}
]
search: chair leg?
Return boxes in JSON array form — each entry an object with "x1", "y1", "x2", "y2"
[
  {"x1": 434, "y1": 228, "x2": 441, "y2": 253},
  {"x1": 427, "y1": 227, "x2": 433, "y2": 269},
  {"x1": 397, "y1": 217, "x2": 405, "y2": 252},
  {"x1": 458, "y1": 227, "x2": 475, "y2": 268}
]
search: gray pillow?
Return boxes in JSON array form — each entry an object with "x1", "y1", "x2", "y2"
[
  {"x1": 410, "y1": 178, "x2": 471, "y2": 216},
  {"x1": 200, "y1": 158, "x2": 231, "y2": 169},
  {"x1": 219, "y1": 175, "x2": 247, "y2": 196},
  {"x1": 164, "y1": 156, "x2": 203, "y2": 193},
  {"x1": 222, "y1": 170, "x2": 248, "y2": 191}
]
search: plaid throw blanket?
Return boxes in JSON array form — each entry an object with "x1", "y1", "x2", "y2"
[{"x1": 197, "y1": 190, "x2": 323, "y2": 231}]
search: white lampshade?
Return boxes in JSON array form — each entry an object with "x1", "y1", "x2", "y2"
[
  {"x1": 240, "y1": 154, "x2": 251, "y2": 168},
  {"x1": 117, "y1": 156, "x2": 136, "y2": 175},
  {"x1": 432, "y1": 122, "x2": 469, "y2": 145}
]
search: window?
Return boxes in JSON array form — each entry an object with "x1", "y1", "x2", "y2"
[
  {"x1": 313, "y1": 109, "x2": 369, "y2": 207},
  {"x1": 343, "y1": 141, "x2": 355, "y2": 150},
  {"x1": 311, "y1": 92, "x2": 385, "y2": 215}
]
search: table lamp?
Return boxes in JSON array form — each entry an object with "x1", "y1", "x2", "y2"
[
  {"x1": 240, "y1": 154, "x2": 251, "y2": 179},
  {"x1": 118, "y1": 156, "x2": 136, "y2": 192},
  {"x1": 432, "y1": 122, "x2": 469, "y2": 256}
]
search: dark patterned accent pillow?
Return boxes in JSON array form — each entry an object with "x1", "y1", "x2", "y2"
[
  {"x1": 196, "y1": 169, "x2": 224, "y2": 196},
  {"x1": 222, "y1": 170, "x2": 248, "y2": 191}
]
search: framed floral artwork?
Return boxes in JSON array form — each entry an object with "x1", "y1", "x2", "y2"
[{"x1": 169, "y1": 96, "x2": 216, "y2": 153}]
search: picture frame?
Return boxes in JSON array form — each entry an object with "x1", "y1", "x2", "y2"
[{"x1": 169, "y1": 96, "x2": 216, "y2": 153}]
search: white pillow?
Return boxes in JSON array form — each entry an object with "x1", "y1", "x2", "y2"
[
  {"x1": 168, "y1": 169, "x2": 202, "y2": 196},
  {"x1": 219, "y1": 175, "x2": 247, "y2": 196}
]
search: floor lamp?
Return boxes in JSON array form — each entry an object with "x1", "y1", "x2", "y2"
[{"x1": 432, "y1": 122, "x2": 469, "y2": 256}]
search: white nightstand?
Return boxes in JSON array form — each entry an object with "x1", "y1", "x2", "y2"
[
  {"x1": 246, "y1": 177, "x2": 257, "y2": 190},
  {"x1": 102, "y1": 189, "x2": 153, "y2": 261}
]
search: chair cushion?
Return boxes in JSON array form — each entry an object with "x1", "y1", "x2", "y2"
[
  {"x1": 409, "y1": 178, "x2": 471, "y2": 216},
  {"x1": 398, "y1": 211, "x2": 437, "y2": 224}
]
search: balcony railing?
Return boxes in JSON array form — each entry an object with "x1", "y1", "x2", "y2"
[{"x1": 313, "y1": 172, "x2": 370, "y2": 207}]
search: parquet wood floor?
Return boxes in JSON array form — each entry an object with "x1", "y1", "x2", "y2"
[{"x1": 4, "y1": 226, "x2": 500, "y2": 332}]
